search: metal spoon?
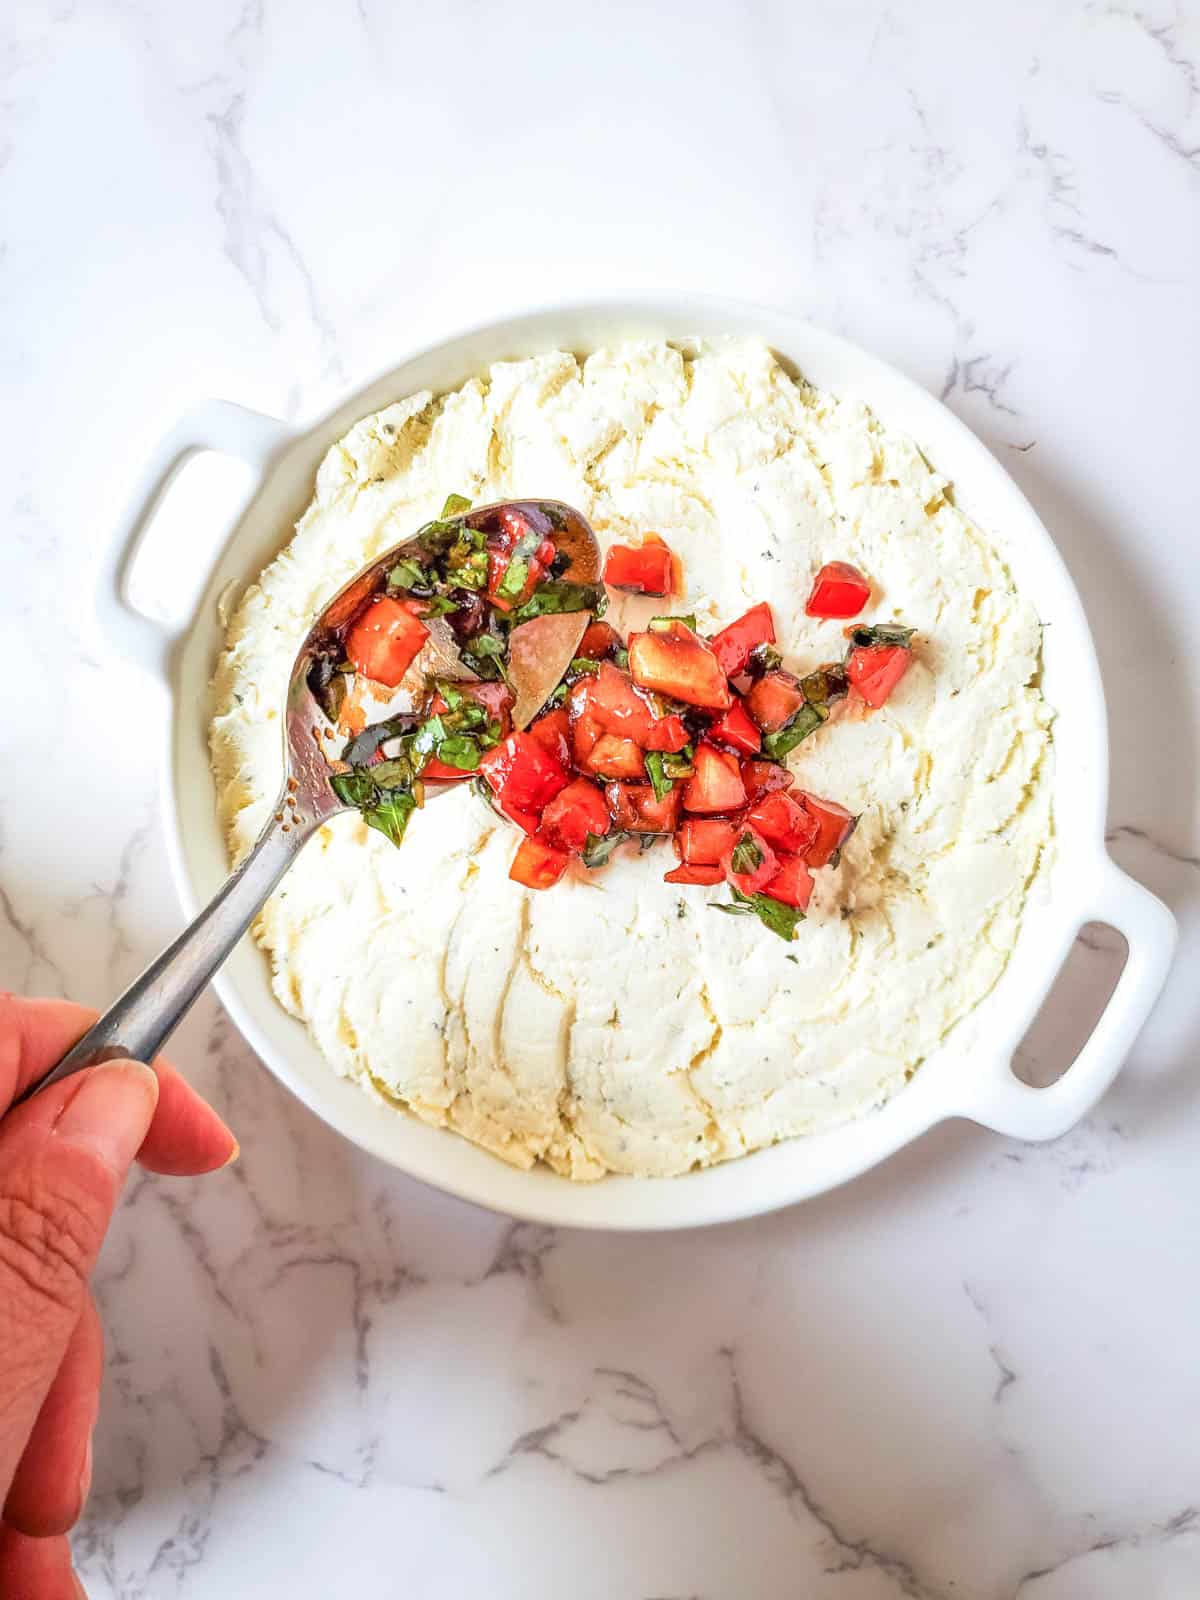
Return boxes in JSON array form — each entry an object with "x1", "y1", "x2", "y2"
[{"x1": 26, "y1": 500, "x2": 601, "y2": 1100}]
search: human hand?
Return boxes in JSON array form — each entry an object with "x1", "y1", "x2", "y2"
[{"x1": 0, "y1": 995, "x2": 238, "y2": 1599}]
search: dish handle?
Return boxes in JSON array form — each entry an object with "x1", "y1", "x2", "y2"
[
  {"x1": 96, "y1": 400, "x2": 293, "y2": 678},
  {"x1": 958, "y1": 856, "x2": 1177, "y2": 1140}
]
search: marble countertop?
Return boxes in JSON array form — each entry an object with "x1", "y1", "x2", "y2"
[{"x1": 3, "y1": 0, "x2": 1199, "y2": 1594}]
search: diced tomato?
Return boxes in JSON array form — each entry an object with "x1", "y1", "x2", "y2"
[
  {"x1": 585, "y1": 734, "x2": 646, "y2": 781},
  {"x1": 509, "y1": 835, "x2": 570, "y2": 890},
  {"x1": 761, "y1": 853, "x2": 814, "y2": 910},
  {"x1": 708, "y1": 697, "x2": 760, "y2": 756},
  {"x1": 602, "y1": 535, "x2": 675, "y2": 596},
  {"x1": 745, "y1": 670, "x2": 805, "y2": 732},
  {"x1": 846, "y1": 643, "x2": 911, "y2": 709},
  {"x1": 740, "y1": 759, "x2": 795, "y2": 804},
  {"x1": 572, "y1": 710, "x2": 604, "y2": 767},
  {"x1": 589, "y1": 662, "x2": 655, "y2": 740},
  {"x1": 720, "y1": 826, "x2": 779, "y2": 897},
  {"x1": 487, "y1": 546, "x2": 539, "y2": 611},
  {"x1": 479, "y1": 731, "x2": 569, "y2": 816},
  {"x1": 643, "y1": 714, "x2": 690, "y2": 753},
  {"x1": 664, "y1": 863, "x2": 725, "y2": 886},
  {"x1": 578, "y1": 620, "x2": 622, "y2": 659},
  {"x1": 586, "y1": 661, "x2": 689, "y2": 751},
  {"x1": 746, "y1": 791, "x2": 819, "y2": 854},
  {"x1": 526, "y1": 707, "x2": 571, "y2": 767},
  {"x1": 683, "y1": 744, "x2": 747, "y2": 814},
  {"x1": 628, "y1": 623, "x2": 731, "y2": 712},
  {"x1": 540, "y1": 779, "x2": 611, "y2": 852},
  {"x1": 806, "y1": 561, "x2": 871, "y2": 620},
  {"x1": 345, "y1": 595, "x2": 429, "y2": 687},
  {"x1": 422, "y1": 758, "x2": 475, "y2": 783},
  {"x1": 796, "y1": 792, "x2": 857, "y2": 868},
  {"x1": 605, "y1": 782, "x2": 682, "y2": 833},
  {"x1": 711, "y1": 602, "x2": 775, "y2": 677},
  {"x1": 674, "y1": 817, "x2": 740, "y2": 866}
]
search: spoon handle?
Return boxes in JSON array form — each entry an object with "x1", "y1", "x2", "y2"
[{"x1": 21, "y1": 806, "x2": 310, "y2": 1103}]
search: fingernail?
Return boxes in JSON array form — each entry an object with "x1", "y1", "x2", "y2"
[
  {"x1": 55, "y1": 1061, "x2": 160, "y2": 1175},
  {"x1": 221, "y1": 1138, "x2": 241, "y2": 1170},
  {"x1": 78, "y1": 1433, "x2": 93, "y2": 1506},
  {"x1": 73, "y1": 1572, "x2": 89, "y2": 1600}
]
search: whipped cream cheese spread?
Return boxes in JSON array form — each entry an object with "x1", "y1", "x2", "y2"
[{"x1": 209, "y1": 340, "x2": 1052, "y2": 1179}]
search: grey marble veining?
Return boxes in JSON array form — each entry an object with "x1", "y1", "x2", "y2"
[{"x1": 1, "y1": 0, "x2": 1198, "y2": 1594}]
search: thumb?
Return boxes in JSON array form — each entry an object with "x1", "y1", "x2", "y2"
[{"x1": 0, "y1": 1061, "x2": 158, "y2": 1504}]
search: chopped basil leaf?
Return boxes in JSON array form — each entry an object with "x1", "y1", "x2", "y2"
[
  {"x1": 510, "y1": 580, "x2": 603, "y2": 623},
  {"x1": 363, "y1": 788, "x2": 416, "y2": 848},
  {"x1": 847, "y1": 623, "x2": 915, "y2": 650},
  {"x1": 799, "y1": 664, "x2": 849, "y2": 705},
  {"x1": 567, "y1": 657, "x2": 600, "y2": 679},
  {"x1": 762, "y1": 701, "x2": 828, "y2": 759},
  {"x1": 747, "y1": 643, "x2": 783, "y2": 677},
  {"x1": 644, "y1": 751, "x2": 673, "y2": 802},
  {"x1": 661, "y1": 747, "x2": 694, "y2": 780},
  {"x1": 330, "y1": 769, "x2": 379, "y2": 809},
  {"x1": 648, "y1": 613, "x2": 698, "y2": 632},
  {"x1": 435, "y1": 736, "x2": 482, "y2": 770},
  {"x1": 412, "y1": 714, "x2": 448, "y2": 756},
  {"x1": 711, "y1": 887, "x2": 804, "y2": 941},
  {"x1": 461, "y1": 632, "x2": 510, "y2": 682},
  {"x1": 372, "y1": 757, "x2": 415, "y2": 789},
  {"x1": 638, "y1": 833, "x2": 666, "y2": 851},
  {"x1": 420, "y1": 594, "x2": 460, "y2": 617},
  {"x1": 436, "y1": 681, "x2": 464, "y2": 711},
  {"x1": 440, "y1": 492, "x2": 472, "y2": 518},
  {"x1": 387, "y1": 557, "x2": 428, "y2": 591},
  {"x1": 613, "y1": 648, "x2": 630, "y2": 670},
  {"x1": 496, "y1": 555, "x2": 530, "y2": 601},
  {"x1": 582, "y1": 830, "x2": 635, "y2": 868},
  {"x1": 545, "y1": 682, "x2": 569, "y2": 708},
  {"x1": 730, "y1": 832, "x2": 764, "y2": 874}
]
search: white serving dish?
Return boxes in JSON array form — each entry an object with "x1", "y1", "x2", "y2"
[{"x1": 98, "y1": 296, "x2": 1177, "y2": 1230}]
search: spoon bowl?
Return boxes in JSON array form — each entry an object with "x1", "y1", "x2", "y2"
[{"x1": 26, "y1": 500, "x2": 601, "y2": 1100}]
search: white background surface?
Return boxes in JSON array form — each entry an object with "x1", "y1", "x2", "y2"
[{"x1": 2, "y1": 1, "x2": 1199, "y2": 1595}]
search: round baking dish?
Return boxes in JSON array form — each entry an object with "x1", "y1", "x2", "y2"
[{"x1": 98, "y1": 296, "x2": 1177, "y2": 1229}]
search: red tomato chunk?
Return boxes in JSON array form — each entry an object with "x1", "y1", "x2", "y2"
[
  {"x1": 578, "y1": 620, "x2": 622, "y2": 659},
  {"x1": 585, "y1": 734, "x2": 646, "y2": 781},
  {"x1": 628, "y1": 623, "x2": 731, "y2": 712},
  {"x1": 479, "y1": 732, "x2": 569, "y2": 815},
  {"x1": 422, "y1": 759, "x2": 474, "y2": 783},
  {"x1": 675, "y1": 817, "x2": 740, "y2": 866},
  {"x1": 740, "y1": 759, "x2": 794, "y2": 804},
  {"x1": 664, "y1": 863, "x2": 724, "y2": 886},
  {"x1": 711, "y1": 602, "x2": 775, "y2": 676},
  {"x1": 509, "y1": 835, "x2": 570, "y2": 890},
  {"x1": 747, "y1": 791, "x2": 818, "y2": 855},
  {"x1": 761, "y1": 853, "x2": 814, "y2": 909},
  {"x1": 846, "y1": 643, "x2": 911, "y2": 709},
  {"x1": 602, "y1": 535, "x2": 675, "y2": 596},
  {"x1": 745, "y1": 670, "x2": 805, "y2": 732},
  {"x1": 541, "y1": 780, "x2": 611, "y2": 852},
  {"x1": 796, "y1": 792, "x2": 857, "y2": 868},
  {"x1": 606, "y1": 783, "x2": 682, "y2": 834},
  {"x1": 708, "y1": 698, "x2": 760, "y2": 755},
  {"x1": 805, "y1": 561, "x2": 870, "y2": 620},
  {"x1": 526, "y1": 707, "x2": 571, "y2": 767},
  {"x1": 683, "y1": 745, "x2": 747, "y2": 814},
  {"x1": 346, "y1": 595, "x2": 429, "y2": 687}
]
